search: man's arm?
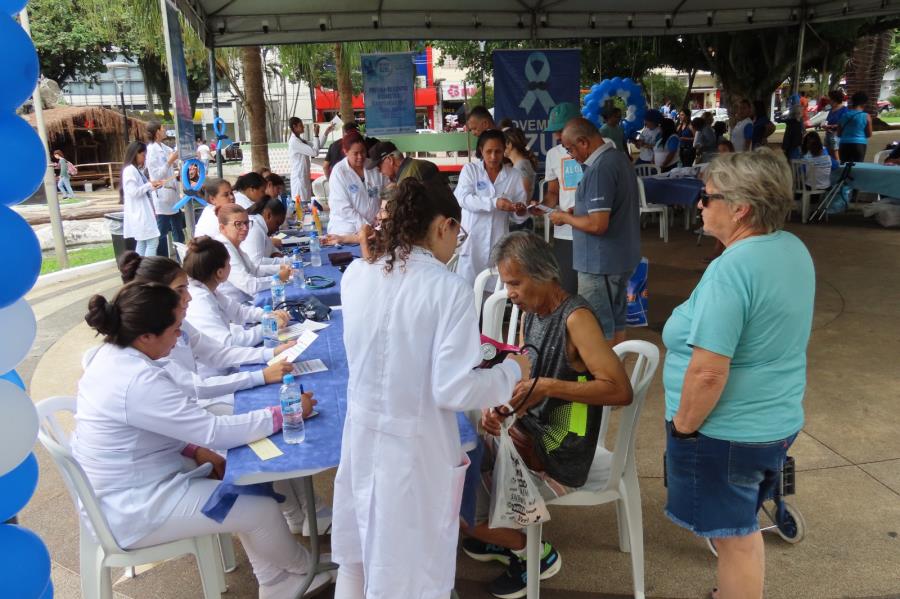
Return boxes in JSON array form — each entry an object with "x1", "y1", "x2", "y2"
[{"x1": 544, "y1": 179, "x2": 560, "y2": 208}]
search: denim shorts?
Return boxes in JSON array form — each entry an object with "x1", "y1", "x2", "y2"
[
  {"x1": 577, "y1": 271, "x2": 631, "y2": 339},
  {"x1": 664, "y1": 421, "x2": 797, "y2": 538}
]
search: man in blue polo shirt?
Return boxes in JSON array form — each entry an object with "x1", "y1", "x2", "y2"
[{"x1": 550, "y1": 117, "x2": 640, "y2": 345}]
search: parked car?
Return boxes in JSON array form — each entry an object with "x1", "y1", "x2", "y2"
[
  {"x1": 691, "y1": 108, "x2": 729, "y2": 123},
  {"x1": 877, "y1": 100, "x2": 894, "y2": 113},
  {"x1": 222, "y1": 141, "x2": 243, "y2": 162}
]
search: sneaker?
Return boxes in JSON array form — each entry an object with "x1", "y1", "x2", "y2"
[
  {"x1": 488, "y1": 543, "x2": 562, "y2": 599},
  {"x1": 461, "y1": 538, "x2": 516, "y2": 565}
]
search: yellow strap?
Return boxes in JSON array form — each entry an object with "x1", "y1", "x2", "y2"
[{"x1": 569, "y1": 376, "x2": 589, "y2": 436}]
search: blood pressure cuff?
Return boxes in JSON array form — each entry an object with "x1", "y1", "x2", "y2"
[
  {"x1": 328, "y1": 251, "x2": 355, "y2": 267},
  {"x1": 285, "y1": 296, "x2": 332, "y2": 322}
]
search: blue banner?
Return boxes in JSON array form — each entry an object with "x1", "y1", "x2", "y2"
[
  {"x1": 361, "y1": 53, "x2": 417, "y2": 136},
  {"x1": 493, "y1": 49, "x2": 581, "y2": 166}
]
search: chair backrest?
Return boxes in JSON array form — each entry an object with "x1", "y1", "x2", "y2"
[
  {"x1": 35, "y1": 396, "x2": 123, "y2": 553},
  {"x1": 446, "y1": 252, "x2": 460, "y2": 273},
  {"x1": 634, "y1": 164, "x2": 660, "y2": 178},
  {"x1": 790, "y1": 159, "x2": 808, "y2": 193},
  {"x1": 874, "y1": 150, "x2": 891, "y2": 165},
  {"x1": 596, "y1": 341, "x2": 660, "y2": 493},
  {"x1": 473, "y1": 267, "x2": 503, "y2": 320},
  {"x1": 312, "y1": 176, "x2": 329, "y2": 199},
  {"x1": 481, "y1": 289, "x2": 521, "y2": 346},
  {"x1": 636, "y1": 177, "x2": 649, "y2": 209},
  {"x1": 173, "y1": 241, "x2": 188, "y2": 262},
  {"x1": 537, "y1": 178, "x2": 551, "y2": 243}
]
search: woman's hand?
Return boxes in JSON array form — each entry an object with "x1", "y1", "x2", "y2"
[
  {"x1": 263, "y1": 360, "x2": 294, "y2": 384},
  {"x1": 278, "y1": 264, "x2": 291, "y2": 281},
  {"x1": 496, "y1": 198, "x2": 517, "y2": 212},
  {"x1": 513, "y1": 203, "x2": 528, "y2": 217},
  {"x1": 270, "y1": 237, "x2": 284, "y2": 249},
  {"x1": 273, "y1": 310, "x2": 291, "y2": 328},
  {"x1": 274, "y1": 340, "x2": 297, "y2": 356},
  {"x1": 167, "y1": 152, "x2": 179, "y2": 165},
  {"x1": 194, "y1": 447, "x2": 226, "y2": 480},
  {"x1": 301, "y1": 391, "x2": 318, "y2": 418},
  {"x1": 481, "y1": 408, "x2": 504, "y2": 436},
  {"x1": 151, "y1": 179, "x2": 166, "y2": 190}
]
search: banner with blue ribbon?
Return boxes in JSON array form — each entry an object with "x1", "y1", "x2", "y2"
[
  {"x1": 493, "y1": 49, "x2": 581, "y2": 166},
  {"x1": 172, "y1": 158, "x2": 208, "y2": 211},
  {"x1": 213, "y1": 116, "x2": 233, "y2": 152}
]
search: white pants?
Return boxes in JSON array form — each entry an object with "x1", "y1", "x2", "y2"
[
  {"x1": 334, "y1": 562, "x2": 452, "y2": 599},
  {"x1": 134, "y1": 237, "x2": 160, "y2": 257},
  {"x1": 130, "y1": 477, "x2": 310, "y2": 586}
]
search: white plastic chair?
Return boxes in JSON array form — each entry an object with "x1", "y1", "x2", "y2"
[
  {"x1": 523, "y1": 340, "x2": 660, "y2": 599},
  {"x1": 790, "y1": 160, "x2": 829, "y2": 224},
  {"x1": 633, "y1": 164, "x2": 660, "y2": 178},
  {"x1": 637, "y1": 178, "x2": 669, "y2": 242},
  {"x1": 537, "y1": 178, "x2": 551, "y2": 243},
  {"x1": 36, "y1": 396, "x2": 228, "y2": 599},
  {"x1": 873, "y1": 149, "x2": 891, "y2": 165},
  {"x1": 173, "y1": 241, "x2": 188, "y2": 262},
  {"x1": 480, "y1": 289, "x2": 521, "y2": 346},
  {"x1": 312, "y1": 176, "x2": 329, "y2": 200},
  {"x1": 473, "y1": 267, "x2": 504, "y2": 320}
]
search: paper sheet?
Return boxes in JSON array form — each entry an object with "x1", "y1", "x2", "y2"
[
  {"x1": 248, "y1": 437, "x2": 284, "y2": 460},
  {"x1": 292, "y1": 359, "x2": 328, "y2": 376},
  {"x1": 273, "y1": 232, "x2": 287, "y2": 240},
  {"x1": 268, "y1": 330, "x2": 318, "y2": 364},
  {"x1": 278, "y1": 320, "x2": 329, "y2": 342},
  {"x1": 280, "y1": 235, "x2": 307, "y2": 245},
  {"x1": 530, "y1": 203, "x2": 558, "y2": 213},
  {"x1": 330, "y1": 114, "x2": 343, "y2": 127}
]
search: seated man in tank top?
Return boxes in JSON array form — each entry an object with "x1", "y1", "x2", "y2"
[{"x1": 460, "y1": 231, "x2": 633, "y2": 598}]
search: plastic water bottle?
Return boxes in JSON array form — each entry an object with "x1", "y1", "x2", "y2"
[
  {"x1": 279, "y1": 374, "x2": 306, "y2": 444},
  {"x1": 291, "y1": 248, "x2": 306, "y2": 289},
  {"x1": 271, "y1": 274, "x2": 286, "y2": 308},
  {"x1": 261, "y1": 305, "x2": 278, "y2": 349},
  {"x1": 309, "y1": 232, "x2": 322, "y2": 267}
]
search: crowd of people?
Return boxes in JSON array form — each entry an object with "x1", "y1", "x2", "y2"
[{"x1": 70, "y1": 88, "x2": 834, "y2": 599}]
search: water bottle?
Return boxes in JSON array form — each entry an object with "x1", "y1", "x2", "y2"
[
  {"x1": 309, "y1": 232, "x2": 322, "y2": 267},
  {"x1": 271, "y1": 274, "x2": 286, "y2": 308},
  {"x1": 279, "y1": 374, "x2": 306, "y2": 444},
  {"x1": 262, "y1": 305, "x2": 279, "y2": 348},
  {"x1": 291, "y1": 248, "x2": 306, "y2": 289}
]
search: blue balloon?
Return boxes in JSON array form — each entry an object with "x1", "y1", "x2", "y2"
[
  {"x1": 0, "y1": 369, "x2": 25, "y2": 389},
  {"x1": 0, "y1": 115, "x2": 46, "y2": 205},
  {"x1": 0, "y1": 525, "x2": 51, "y2": 597},
  {"x1": 38, "y1": 579, "x2": 53, "y2": 599},
  {"x1": 0, "y1": 206, "x2": 41, "y2": 308},
  {"x1": 0, "y1": 1, "x2": 29, "y2": 16},
  {"x1": 0, "y1": 15, "x2": 40, "y2": 112},
  {"x1": 0, "y1": 453, "x2": 38, "y2": 521}
]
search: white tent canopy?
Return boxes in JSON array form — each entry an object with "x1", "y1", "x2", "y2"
[{"x1": 174, "y1": 0, "x2": 900, "y2": 47}]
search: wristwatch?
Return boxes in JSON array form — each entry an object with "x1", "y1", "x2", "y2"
[{"x1": 670, "y1": 421, "x2": 699, "y2": 439}]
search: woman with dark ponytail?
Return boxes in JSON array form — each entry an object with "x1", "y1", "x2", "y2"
[
  {"x1": 244, "y1": 197, "x2": 287, "y2": 262},
  {"x1": 75, "y1": 282, "x2": 329, "y2": 598},
  {"x1": 332, "y1": 178, "x2": 532, "y2": 598}
]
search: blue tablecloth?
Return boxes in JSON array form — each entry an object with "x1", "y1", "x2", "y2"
[
  {"x1": 641, "y1": 176, "x2": 704, "y2": 207},
  {"x1": 834, "y1": 162, "x2": 900, "y2": 198},
  {"x1": 252, "y1": 244, "x2": 362, "y2": 308}
]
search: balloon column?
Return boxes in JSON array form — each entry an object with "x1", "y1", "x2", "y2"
[
  {"x1": 0, "y1": 2, "x2": 54, "y2": 597},
  {"x1": 581, "y1": 77, "x2": 648, "y2": 139}
]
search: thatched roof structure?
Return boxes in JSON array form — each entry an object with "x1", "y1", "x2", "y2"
[{"x1": 21, "y1": 105, "x2": 148, "y2": 143}]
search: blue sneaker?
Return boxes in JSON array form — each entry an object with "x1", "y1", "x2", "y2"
[
  {"x1": 489, "y1": 543, "x2": 562, "y2": 599},
  {"x1": 462, "y1": 538, "x2": 515, "y2": 565}
]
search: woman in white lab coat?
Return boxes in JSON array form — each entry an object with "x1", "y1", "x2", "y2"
[
  {"x1": 326, "y1": 132, "x2": 387, "y2": 239},
  {"x1": 243, "y1": 198, "x2": 287, "y2": 263},
  {"x1": 182, "y1": 236, "x2": 290, "y2": 348},
  {"x1": 194, "y1": 178, "x2": 234, "y2": 239},
  {"x1": 454, "y1": 129, "x2": 528, "y2": 285},
  {"x1": 74, "y1": 283, "x2": 328, "y2": 599},
  {"x1": 233, "y1": 171, "x2": 268, "y2": 210},
  {"x1": 121, "y1": 141, "x2": 164, "y2": 256},
  {"x1": 146, "y1": 121, "x2": 185, "y2": 253},
  {"x1": 289, "y1": 117, "x2": 335, "y2": 204},
  {"x1": 214, "y1": 204, "x2": 290, "y2": 304},
  {"x1": 333, "y1": 179, "x2": 531, "y2": 599}
]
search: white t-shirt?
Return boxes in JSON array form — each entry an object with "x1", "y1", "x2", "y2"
[
  {"x1": 638, "y1": 127, "x2": 660, "y2": 163},
  {"x1": 731, "y1": 118, "x2": 754, "y2": 152},
  {"x1": 197, "y1": 144, "x2": 211, "y2": 162},
  {"x1": 544, "y1": 143, "x2": 581, "y2": 241},
  {"x1": 804, "y1": 153, "x2": 833, "y2": 190}
]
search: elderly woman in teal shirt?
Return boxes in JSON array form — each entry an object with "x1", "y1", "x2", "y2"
[{"x1": 662, "y1": 149, "x2": 815, "y2": 599}]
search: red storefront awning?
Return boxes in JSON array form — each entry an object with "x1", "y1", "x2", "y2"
[{"x1": 315, "y1": 86, "x2": 437, "y2": 111}]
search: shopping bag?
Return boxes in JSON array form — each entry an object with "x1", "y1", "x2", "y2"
[
  {"x1": 488, "y1": 418, "x2": 550, "y2": 529},
  {"x1": 626, "y1": 257, "x2": 649, "y2": 327}
]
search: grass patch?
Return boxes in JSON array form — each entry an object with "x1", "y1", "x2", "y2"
[{"x1": 41, "y1": 244, "x2": 115, "y2": 275}]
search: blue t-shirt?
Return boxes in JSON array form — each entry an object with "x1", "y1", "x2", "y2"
[
  {"x1": 662, "y1": 231, "x2": 815, "y2": 442},
  {"x1": 826, "y1": 105, "x2": 847, "y2": 126},
  {"x1": 838, "y1": 109, "x2": 869, "y2": 144}
]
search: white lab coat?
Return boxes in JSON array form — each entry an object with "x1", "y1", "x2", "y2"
[
  {"x1": 146, "y1": 141, "x2": 179, "y2": 215},
  {"x1": 453, "y1": 160, "x2": 527, "y2": 285},
  {"x1": 216, "y1": 234, "x2": 281, "y2": 304},
  {"x1": 289, "y1": 132, "x2": 325, "y2": 203},
  {"x1": 333, "y1": 248, "x2": 521, "y2": 599},
  {"x1": 194, "y1": 204, "x2": 220, "y2": 239},
  {"x1": 71, "y1": 342, "x2": 276, "y2": 548},
  {"x1": 185, "y1": 279, "x2": 266, "y2": 348},
  {"x1": 326, "y1": 159, "x2": 386, "y2": 236},
  {"x1": 234, "y1": 191, "x2": 254, "y2": 210},
  {"x1": 242, "y1": 214, "x2": 280, "y2": 263},
  {"x1": 122, "y1": 164, "x2": 159, "y2": 241}
]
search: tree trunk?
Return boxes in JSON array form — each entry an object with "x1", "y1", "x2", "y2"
[
  {"x1": 241, "y1": 46, "x2": 270, "y2": 169},
  {"x1": 682, "y1": 68, "x2": 697, "y2": 111},
  {"x1": 334, "y1": 43, "x2": 354, "y2": 123},
  {"x1": 845, "y1": 31, "x2": 892, "y2": 116}
]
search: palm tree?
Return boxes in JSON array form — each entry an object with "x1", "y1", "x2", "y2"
[
  {"x1": 240, "y1": 46, "x2": 269, "y2": 168},
  {"x1": 845, "y1": 31, "x2": 893, "y2": 118}
]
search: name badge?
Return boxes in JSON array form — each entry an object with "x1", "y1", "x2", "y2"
[
  {"x1": 476, "y1": 180, "x2": 488, "y2": 191},
  {"x1": 367, "y1": 186, "x2": 379, "y2": 198},
  {"x1": 348, "y1": 183, "x2": 360, "y2": 194},
  {"x1": 562, "y1": 159, "x2": 583, "y2": 190}
]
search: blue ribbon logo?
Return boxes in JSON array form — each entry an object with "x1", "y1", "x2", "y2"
[{"x1": 520, "y1": 52, "x2": 555, "y2": 114}]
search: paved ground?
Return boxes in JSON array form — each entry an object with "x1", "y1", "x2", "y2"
[{"x1": 15, "y1": 149, "x2": 900, "y2": 598}]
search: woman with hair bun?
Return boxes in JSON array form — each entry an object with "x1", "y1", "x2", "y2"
[
  {"x1": 194, "y1": 178, "x2": 235, "y2": 239},
  {"x1": 232, "y1": 171, "x2": 268, "y2": 210},
  {"x1": 75, "y1": 283, "x2": 328, "y2": 598},
  {"x1": 183, "y1": 236, "x2": 290, "y2": 348},
  {"x1": 332, "y1": 178, "x2": 532, "y2": 599},
  {"x1": 244, "y1": 198, "x2": 288, "y2": 263}
]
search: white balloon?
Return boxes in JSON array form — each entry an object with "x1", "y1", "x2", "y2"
[
  {"x1": 0, "y1": 299, "x2": 36, "y2": 372},
  {"x1": 0, "y1": 380, "x2": 38, "y2": 477}
]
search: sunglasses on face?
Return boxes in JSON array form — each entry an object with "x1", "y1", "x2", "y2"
[{"x1": 699, "y1": 191, "x2": 726, "y2": 207}]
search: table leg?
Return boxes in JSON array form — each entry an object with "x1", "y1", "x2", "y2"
[{"x1": 295, "y1": 476, "x2": 338, "y2": 597}]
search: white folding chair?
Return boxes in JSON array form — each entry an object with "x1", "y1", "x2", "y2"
[
  {"x1": 480, "y1": 289, "x2": 520, "y2": 346},
  {"x1": 173, "y1": 241, "x2": 188, "y2": 262},
  {"x1": 790, "y1": 160, "x2": 829, "y2": 224},
  {"x1": 312, "y1": 176, "x2": 329, "y2": 200},
  {"x1": 537, "y1": 178, "x2": 551, "y2": 243},
  {"x1": 637, "y1": 178, "x2": 669, "y2": 242},
  {"x1": 873, "y1": 149, "x2": 891, "y2": 165},
  {"x1": 633, "y1": 164, "x2": 660, "y2": 178},
  {"x1": 523, "y1": 340, "x2": 660, "y2": 599},
  {"x1": 36, "y1": 396, "x2": 229, "y2": 599},
  {"x1": 473, "y1": 267, "x2": 504, "y2": 321}
]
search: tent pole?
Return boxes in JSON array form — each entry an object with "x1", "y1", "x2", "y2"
[
  {"x1": 793, "y1": 16, "x2": 807, "y2": 96},
  {"x1": 210, "y1": 45, "x2": 224, "y2": 179},
  {"x1": 19, "y1": 7, "x2": 68, "y2": 269}
]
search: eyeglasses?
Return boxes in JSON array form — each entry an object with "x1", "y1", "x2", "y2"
[
  {"x1": 699, "y1": 191, "x2": 726, "y2": 207},
  {"x1": 230, "y1": 220, "x2": 252, "y2": 229},
  {"x1": 450, "y1": 219, "x2": 468, "y2": 248}
]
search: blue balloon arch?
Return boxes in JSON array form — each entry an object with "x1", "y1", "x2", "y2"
[{"x1": 581, "y1": 77, "x2": 647, "y2": 139}]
